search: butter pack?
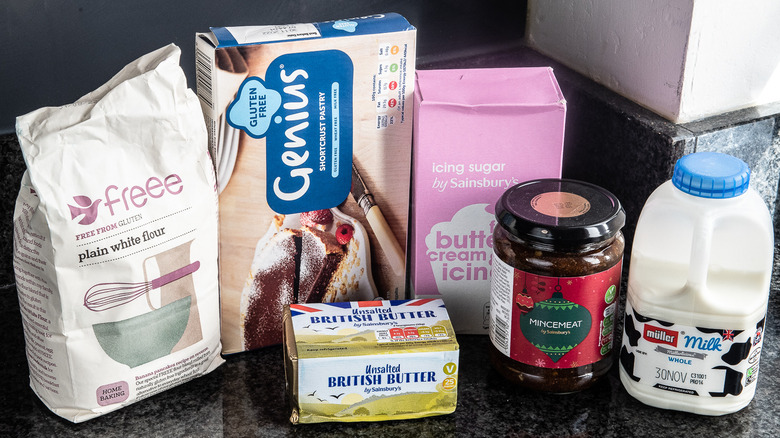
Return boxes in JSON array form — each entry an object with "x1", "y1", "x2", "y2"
[
  {"x1": 195, "y1": 14, "x2": 416, "y2": 353},
  {"x1": 283, "y1": 299, "x2": 459, "y2": 424}
]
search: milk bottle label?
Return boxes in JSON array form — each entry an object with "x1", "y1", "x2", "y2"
[{"x1": 621, "y1": 301, "x2": 765, "y2": 397}]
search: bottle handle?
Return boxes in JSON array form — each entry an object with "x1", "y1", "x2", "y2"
[{"x1": 686, "y1": 217, "x2": 713, "y2": 291}]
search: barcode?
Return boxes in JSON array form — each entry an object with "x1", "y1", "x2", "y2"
[
  {"x1": 493, "y1": 316, "x2": 509, "y2": 351},
  {"x1": 195, "y1": 47, "x2": 214, "y2": 109}
]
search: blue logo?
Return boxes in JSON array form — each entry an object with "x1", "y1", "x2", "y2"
[
  {"x1": 226, "y1": 50, "x2": 353, "y2": 214},
  {"x1": 227, "y1": 79, "x2": 282, "y2": 138}
]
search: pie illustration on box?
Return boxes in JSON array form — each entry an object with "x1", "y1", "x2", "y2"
[{"x1": 240, "y1": 208, "x2": 377, "y2": 349}]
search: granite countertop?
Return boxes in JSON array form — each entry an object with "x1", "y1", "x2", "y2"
[
  {"x1": 1, "y1": 299, "x2": 779, "y2": 437},
  {"x1": 2, "y1": 47, "x2": 780, "y2": 436}
]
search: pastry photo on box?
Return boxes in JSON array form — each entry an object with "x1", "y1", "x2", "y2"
[{"x1": 195, "y1": 13, "x2": 417, "y2": 353}]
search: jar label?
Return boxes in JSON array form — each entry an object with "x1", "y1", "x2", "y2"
[
  {"x1": 621, "y1": 301, "x2": 765, "y2": 398},
  {"x1": 489, "y1": 256, "x2": 622, "y2": 368}
]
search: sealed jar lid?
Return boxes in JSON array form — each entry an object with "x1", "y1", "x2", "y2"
[
  {"x1": 495, "y1": 179, "x2": 625, "y2": 247},
  {"x1": 672, "y1": 152, "x2": 750, "y2": 199}
]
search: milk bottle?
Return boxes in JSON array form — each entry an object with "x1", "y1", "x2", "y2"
[{"x1": 619, "y1": 152, "x2": 774, "y2": 415}]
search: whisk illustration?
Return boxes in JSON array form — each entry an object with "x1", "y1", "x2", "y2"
[{"x1": 84, "y1": 261, "x2": 200, "y2": 312}]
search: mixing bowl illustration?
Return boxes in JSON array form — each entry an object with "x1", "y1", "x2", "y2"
[
  {"x1": 92, "y1": 296, "x2": 191, "y2": 368},
  {"x1": 84, "y1": 241, "x2": 203, "y2": 368}
]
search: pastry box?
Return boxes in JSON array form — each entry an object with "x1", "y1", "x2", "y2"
[{"x1": 195, "y1": 14, "x2": 416, "y2": 353}]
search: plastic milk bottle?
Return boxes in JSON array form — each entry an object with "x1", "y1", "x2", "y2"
[{"x1": 619, "y1": 152, "x2": 774, "y2": 415}]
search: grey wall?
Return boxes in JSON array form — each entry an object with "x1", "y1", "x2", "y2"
[{"x1": 0, "y1": 1, "x2": 527, "y2": 134}]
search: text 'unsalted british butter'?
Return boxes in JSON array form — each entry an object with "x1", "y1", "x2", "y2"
[{"x1": 283, "y1": 299, "x2": 459, "y2": 424}]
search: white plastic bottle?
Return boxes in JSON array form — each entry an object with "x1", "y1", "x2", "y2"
[{"x1": 619, "y1": 152, "x2": 774, "y2": 415}]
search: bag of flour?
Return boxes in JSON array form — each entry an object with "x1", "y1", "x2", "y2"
[{"x1": 13, "y1": 44, "x2": 224, "y2": 422}]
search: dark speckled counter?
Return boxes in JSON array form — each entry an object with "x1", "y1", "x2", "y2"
[
  {"x1": 2, "y1": 319, "x2": 779, "y2": 437},
  {"x1": 2, "y1": 47, "x2": 780, "y2": 437}
]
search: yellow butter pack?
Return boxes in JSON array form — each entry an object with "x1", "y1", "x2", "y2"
[{"x1": 283, "y1": 299, "x2": 459, "y2": 424}]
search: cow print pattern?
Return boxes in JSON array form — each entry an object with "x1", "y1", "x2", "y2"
[{"x1": 621, "y1": 304, "x2": 762, "y2": 398}]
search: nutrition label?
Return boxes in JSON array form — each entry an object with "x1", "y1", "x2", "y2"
[
  {"x1": 376, "y1": 325, "x2": 450, "y2": 342},
  {"x1": 372, "y1": 41, "x2": 410, "y2": 129}
]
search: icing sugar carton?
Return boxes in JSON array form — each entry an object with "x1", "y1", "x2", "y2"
[
  {"x1": 283, "y1": 299, "x2": 459, "y2": 423},
  {"x1": 411, "y1": 68, "x2": 566, "y2": 334},
  {"x1": 196, "y1": 14, "x2": 416, "y2": 353}
]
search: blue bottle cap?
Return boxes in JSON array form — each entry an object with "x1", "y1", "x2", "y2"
[{"x1": 672, "y1": 152, "x2": 750, "y2": 199}]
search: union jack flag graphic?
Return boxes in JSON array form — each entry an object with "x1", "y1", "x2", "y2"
[{"x1": 722, "y1": 329, "x2": 735, "y2": 341}]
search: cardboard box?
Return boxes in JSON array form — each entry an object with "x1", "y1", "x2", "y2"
[
  {"x1": 283, "y1": 299, "x2": 459, "y2": 423},
  {"x1": 196, "y1": 14, "x2": 416, "y2": 353},
  {"x1": 411, "y1": 68, "x2": 566, "y2": 334}
]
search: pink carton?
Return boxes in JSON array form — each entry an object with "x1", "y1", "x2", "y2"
[{"x1": 411, "y1": 68, "x2": 566, "y2": 334}]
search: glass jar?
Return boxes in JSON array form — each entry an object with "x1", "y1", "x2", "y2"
[{"x1": 489, "y1": 179, "x2": 625, "y2": 392}]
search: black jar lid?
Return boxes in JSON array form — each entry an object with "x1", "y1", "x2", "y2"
[{"x1": 495, "y1": 179, "x2": 625, "y2": 247}]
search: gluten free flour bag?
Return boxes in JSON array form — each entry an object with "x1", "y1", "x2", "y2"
[{"x1": 13, "y1": 44, "x2": 224, "y2": 422}]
